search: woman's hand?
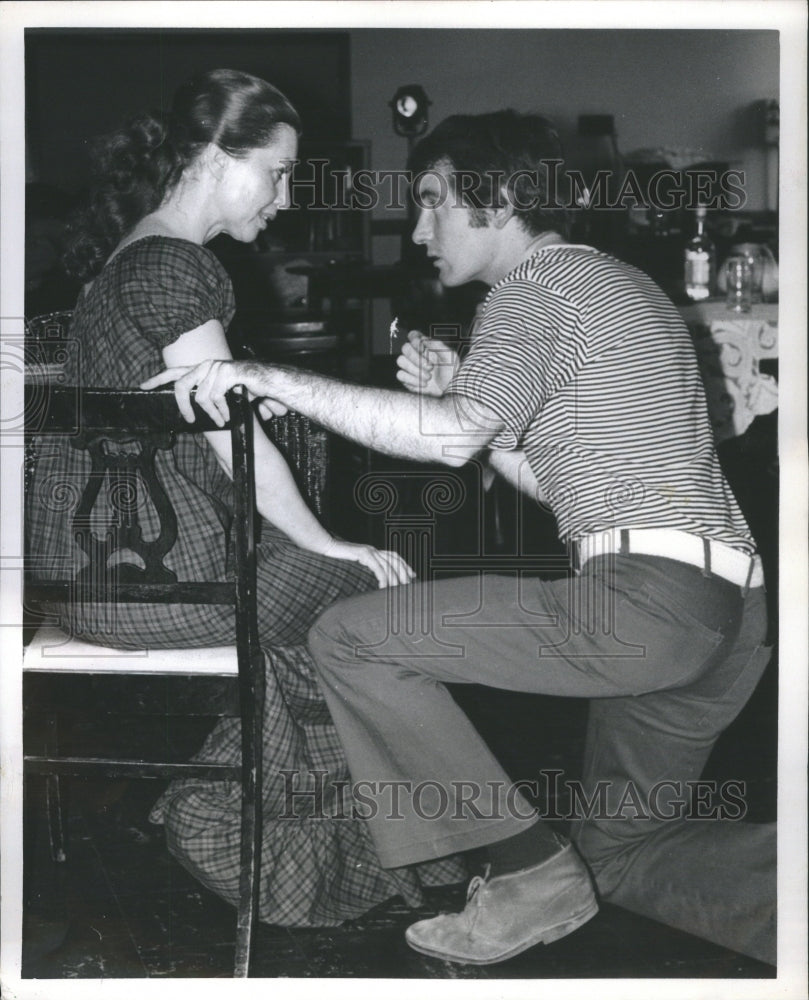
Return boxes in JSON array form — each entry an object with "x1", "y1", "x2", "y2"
[
  {"x1": 396, "y1": 330, "x2": 460, "y2": 397},
  {"x1": 318, "y1": 537, "x2": 416, "y2": 589},
  {"x1": 140, "y1": 359, "x2": 287, "y2": 424}
]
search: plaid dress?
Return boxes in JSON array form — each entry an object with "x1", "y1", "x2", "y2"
[{"x1": 28, "y1": 236, "x2": 464, "y2": 924}]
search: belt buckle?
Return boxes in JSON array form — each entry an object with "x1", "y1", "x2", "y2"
[
  {"x1": 701, "y1": 537, "x2": 712, "y2": 579},
  {"x1": 743, "y1": 555, "x2": 756, "y2": 593}
]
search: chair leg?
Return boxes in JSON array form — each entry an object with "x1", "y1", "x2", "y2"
[
  {"x1": 45, "y1": 773, "x2": 68, "y2": 863},
  {"x1": 233, "y1": 784, "x2": 260, "y2": 977},
  {"x1": 43, "y1": 715, "x2": 68, "y2": 863},
  {"x1": 233, "y1": 651, "x2": 265, "y2": 977},
  {"x1": 23, "y1": 775, "x2": 45, "y2": 909}
]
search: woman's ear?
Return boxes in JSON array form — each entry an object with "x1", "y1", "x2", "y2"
[{"x1": 199, "y1": 143, "x2": 229, "y2": 181}]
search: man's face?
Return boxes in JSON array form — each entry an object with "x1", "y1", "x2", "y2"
[{"x1": 411, "y1": 161, "x2": 498, "y2": 287}]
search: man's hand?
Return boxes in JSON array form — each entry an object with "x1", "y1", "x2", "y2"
[
  {"x1": 140, "y1": 359, "x2": 285, "y2": 424},
  {"x1": 396, "y1": 330, "x2": 460, "y2": 398}
]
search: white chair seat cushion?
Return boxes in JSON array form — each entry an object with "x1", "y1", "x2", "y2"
[{"x1": 24, "y1": 627, "x2": 238, "y2": 675}]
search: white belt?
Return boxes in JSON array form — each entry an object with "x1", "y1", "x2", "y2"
[{"x1": 576, "y1": 529, "x2": 764, "y2": 590}]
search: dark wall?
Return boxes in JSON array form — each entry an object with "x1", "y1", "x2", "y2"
[{"x1": 25, "y1": 29, "x2": 351, "y2": 194}]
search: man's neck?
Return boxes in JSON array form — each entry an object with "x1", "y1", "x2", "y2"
[{"x1": 486, "y1": 228, "x2": 565, "y2": 285}]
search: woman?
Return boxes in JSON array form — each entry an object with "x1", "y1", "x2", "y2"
[{"x1": 29, "y1": 68, "x2": 462, "y2": 926}]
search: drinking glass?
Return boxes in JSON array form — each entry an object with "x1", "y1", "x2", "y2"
[
  {"x1": 731, "y1": 243, "x2": 765, "y2": 303},
  {"x1": 724, "y1": 256, "x2": 753, "y2": 313}
]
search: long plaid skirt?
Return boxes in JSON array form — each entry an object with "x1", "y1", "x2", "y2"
[{"x1": 52, "y1": 525, "x2": 464, "y2": 925}]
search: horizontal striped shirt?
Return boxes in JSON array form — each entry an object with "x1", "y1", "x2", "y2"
[{"x1": 447, "y1": 244, "x2": 755, "y2": 552}]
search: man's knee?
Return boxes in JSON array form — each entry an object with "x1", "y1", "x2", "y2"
[{"x1": 307, "y1": 602, "x2": 347, "y2": 671}]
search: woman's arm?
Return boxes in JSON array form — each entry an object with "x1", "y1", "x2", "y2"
[{"x1": 160, "y1": 321, "x2": 414, "y2": 587}]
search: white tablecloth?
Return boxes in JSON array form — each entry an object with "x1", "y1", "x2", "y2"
[{"x1": 679, "y1": 302, "x2": 778, "y2": 443}]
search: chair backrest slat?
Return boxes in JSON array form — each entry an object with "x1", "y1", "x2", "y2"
[
  {"x1": 26, "y1": 386, "x2": 234, "y2": 435},
  {"x1": 27, "y1": 581, "x2": 237, "y2": 605},
  {"x1": 25, "y1": 385, "x2": 252, "y2": 607}
]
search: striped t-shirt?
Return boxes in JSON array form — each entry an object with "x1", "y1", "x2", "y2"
[{"x1": 446, "y1": 244, "x2": 755, "y2": 552}]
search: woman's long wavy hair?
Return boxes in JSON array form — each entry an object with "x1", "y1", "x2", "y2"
[{"x1": 63, "y1": 68, "x2": 301, "y2": 281}]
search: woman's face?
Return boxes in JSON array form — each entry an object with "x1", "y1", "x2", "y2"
[{"x1": 212, "y1": 124, "x2": 299, "y2": 243}]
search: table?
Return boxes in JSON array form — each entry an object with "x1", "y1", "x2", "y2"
[{"x1": 678, "y1": 301, "x2": 778, "y2": 443}]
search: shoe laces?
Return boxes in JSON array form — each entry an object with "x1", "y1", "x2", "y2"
[
  {"x1": 459, "y1": 864, "x2": 491, "y2": 935},
  {"x1": 466, "y1": 875, "x2": 486, "y2": 903}
]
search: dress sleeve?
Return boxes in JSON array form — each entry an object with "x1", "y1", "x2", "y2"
[
  {"x1": 446, "y1": 279, "x2": 588, "y2": 450},
  {"x1": 114, "y1": 239, "x2": 236, "y2": 351}
]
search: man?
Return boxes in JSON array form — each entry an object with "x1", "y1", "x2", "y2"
[{"x1": 144, "y1": 111, "x2": 776, "y2": 966}]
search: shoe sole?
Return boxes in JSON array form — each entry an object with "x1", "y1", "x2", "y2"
[{"x1": 405, "y1": 898, "x2": 600, "y2": 966}]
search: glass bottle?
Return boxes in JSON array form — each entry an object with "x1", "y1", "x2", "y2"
[{"x1": 684, "y1": 206, "x2": 715, "y2": 301}]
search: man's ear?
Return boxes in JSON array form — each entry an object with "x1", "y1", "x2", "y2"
[{"x1": 491, "y1": 191, "x2": 515, "y2": 229}]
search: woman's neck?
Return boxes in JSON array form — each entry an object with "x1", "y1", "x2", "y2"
[
  {"x1": 109, "y1": 197, "x2": 206, "y2": 264},
  {"x1": 129, "y1": 167, "x2": 219, "y2": 246},
  {"x1": 131, "y1": 200, "x2": 201, "y2": 244},
  {"x1": 104, "y1": 174, "x2": 215, "y2": 268}
]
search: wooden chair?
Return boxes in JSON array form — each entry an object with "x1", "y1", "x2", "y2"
[{"x1": 23, "y1": 384, "x2": 263, "y2": 977}]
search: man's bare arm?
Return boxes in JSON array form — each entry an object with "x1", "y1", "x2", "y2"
[{"x1": 142, "y1": 358, "x2": 504, "y2": 468}]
